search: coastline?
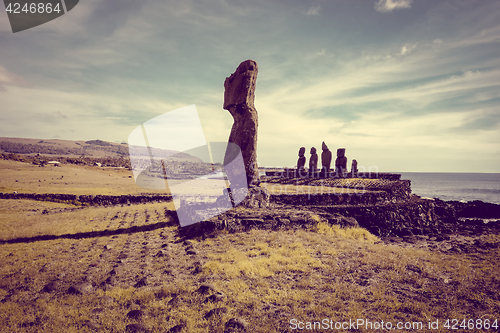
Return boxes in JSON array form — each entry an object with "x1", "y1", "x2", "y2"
[{"x1": 400, "y1": 172, "x2": 500, "y2": 205}]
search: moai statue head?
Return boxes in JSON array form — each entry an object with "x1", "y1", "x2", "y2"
[
  {"x1": 337, "y1": 148, "x2": 345, "y2": 157},
  {"x1": 298, "y1": 147, "x2": 306, "y2": 157},
  {"x1": 310, "y1": 147, "x2": 317, "y2": 155},
  {"x1": 322, "y1": 141, "x2": 329, "y2": 151}
]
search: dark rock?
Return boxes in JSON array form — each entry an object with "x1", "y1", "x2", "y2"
[
  {"x1": 168, "y1": 295, "x2": 179, "y2": 306},
  {"x1": 105, "y1": 276, "x2": 117, "y2": 286},
  {"x1": 406, "y1": 264, "x2": 422, "y2": 274},
  {"x1": 154, "y1": 289, "x2": 169, "y2": 299},
  {"x1": 99, "y1": 296, "x2": 115, "y2": 305},
  {"x1": 155, "y1": 250, "x2": 166, "y2": 257},
  {"x1": 224, "y1": 317, "x2": 248, "y2": 333},
  {"x1": 241, "y1": 218, "x2": 265, "y2": 227},
  {"x1": 223, "y1": 59, "x2": 260, "y2": 187},
  {"x1": 328, "y1": 214, "x2": 359, "y2": 228},
  {"x1": 204, "y1": 291, "x2": 225, "y2": 303},
  {"x1": 83, "y1": 321, "x2": 99, "y2": 331},
  {"x1": 186, "y1": 249, "x2": 198, "y2": 255},
  {"x1": 134, "y1": 277, "x2": 147, "y2": 288},
  {"x1": 277, "y1": 217, "x2": 290, "y2": 225},
  {"x1": 168, "y1": 323, "x2": 185, "y2": 333},
  {"x1": 205, "y1": 307, "x2": 227, "y2": 319},
  {"x1": 117, "y1": 252, "x2": 128, "y2": 259},
  {"x1": 42, "y1": 281, "x2": 61, "y2": 293},
  {"x1": 127, "y1": 310, "x2": 144, "y2": 319},
  {"x1": 197, "y1": 283, "x2": 216, "y2": 294},
  {"x1": 125, "y1": 323, "x2": 148, "y2": 332},
  {"x1": 68, "y1": 282, "x2": 93, "y2": 295},
  {"x1": 235, "y1": 187, "x2": 270, "y2": 208}
]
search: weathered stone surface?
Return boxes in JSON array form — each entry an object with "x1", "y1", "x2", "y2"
[
  {"x1": 205, "y1": 307, "x2": 228, "y2": 319},
  {"x1": 321, "y1": 142, "x2": 332, "y2": 173},
  {"x1": 197, "y1": 283, "x2": 216, "y2": 294},
  {"x1": 134, "y1": 277, "x2": 148, "y2": 288},
  {"x1": 224, "y1": 317, "x2": 248, "y2": 333},
  {"x1": 204, "y1": 291, "x2": 226, "y2": 303},
  {"x1": 223, "y1": 60, "x2": 260, "y2": 187},
  {"x1": 68, "y1": 282, "x2": 93, "y2": 295},
  {"x1": 126, "y1": 323, "x2": 148, "y2": 332},
  {"x1": 309, "y1": 147, "x2": 318, "y2": 176},
  {"x1": 297, "y1": 147, "x2": 306, "y2": 170},
  {"x1": 83, "y1": 321, "x2": 99, "y2": 331},
  {"x1": 234, "y1": 187, "x2": 270, "y2": 208},
  {"x1": 0, "y1": 192, "x2": 171, "y2": 206},
  {"x1": 127, "y1": 310, "x2": 144, "y2": 319},
  {"x1": 168, "y1": 323, "x2": 185, "y2": 333},
  {"x1": 351, "y1": 159, "x2": 358, "y2": 178},
  {"x1": 335, "y1": 148, "x2": 347, "y2": 177}
]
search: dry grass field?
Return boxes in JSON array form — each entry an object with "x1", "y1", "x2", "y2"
[{"x1": 1, "y1": 160, "x2": 499, "y2": 332}]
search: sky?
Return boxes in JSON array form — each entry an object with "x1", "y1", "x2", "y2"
[{"x1": 0, "y1": 0, "x2": 499, "y2": 172}]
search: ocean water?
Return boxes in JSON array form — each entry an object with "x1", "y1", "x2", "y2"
[{"x1": 400, "y1": 172, "x2": 500, "y2": 204}]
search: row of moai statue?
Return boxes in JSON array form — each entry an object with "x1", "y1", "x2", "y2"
[{"x1": 297, "y1": 142, "x2": 358, "y2": 178}]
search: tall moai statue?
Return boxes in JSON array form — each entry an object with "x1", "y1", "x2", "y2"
[
  {"x1": 297, "y1": 147, "x2": 306, "y2": 170},
  {"x1": 321, "y1": 141, "x2": 332, "y2": 176},
  {"x1": 309, "y1": 147, "x2": 318, "y2": 177},
  {"x1": 351, "y1": 159, "x2": 358, "y2": 178},
  {"x1": 223, "y1": 60, "x2": 260, "y2": 187},
  {"x1": 335, "y1": 148, "x2": 347, "y2": 177}
]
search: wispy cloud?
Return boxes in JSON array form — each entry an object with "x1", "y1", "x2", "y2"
[
  {"x1": 306, "y1": 6, "x2": 320, "y2": 16},
  {"x1": 401, "y1": 43, "x2": 417, "y2": 55},
  {"x1": 374, "y1": 0, "x2": 412, "y2": 13},
  {"x1": 1, "y1": 0, "x2": 500, "y2": 172},
  {"x1": 0, "y1": 66, "x2": 32, "y2": 91}
]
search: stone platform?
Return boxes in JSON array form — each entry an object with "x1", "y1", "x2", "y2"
[{"x1": 264, "y1": 168, "x2": 401, "y2": 181}]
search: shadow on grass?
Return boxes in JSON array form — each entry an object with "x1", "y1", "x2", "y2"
[{"x1": 0, "y1": 212, "x2": 180, "y2": 245}]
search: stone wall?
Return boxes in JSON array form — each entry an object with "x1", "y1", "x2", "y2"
[
  {"x1": 178, "y1": 197, "x2": 500, "y2": 238},
  {"x1": 0, "y1": 192, "x2": 172, "y2": 206},
  {"x1": 271, "y1": 191, "x2": 391, "y2": 206}
]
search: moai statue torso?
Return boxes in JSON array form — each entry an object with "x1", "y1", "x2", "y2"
[
  {"x1": 335, "y1": 148, "x2": 347, "y2": 177},
  {"x1": 309, "y1": 147, "x2": 318, "y2": 176},
  {"x1": 321, "y1": 141, "x2": 332, "y2": 173},
  {"x1": 297, "y1": 147, "x2": 306, "y2": 170}
]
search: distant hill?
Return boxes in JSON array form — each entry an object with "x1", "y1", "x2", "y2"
[{"x1": 0, "y1": 137, "x2": 206, "y2": 169}]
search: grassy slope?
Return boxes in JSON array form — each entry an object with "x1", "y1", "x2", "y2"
[{"x1": 0, "y1": 161, "x2": 499, "y2": 332}]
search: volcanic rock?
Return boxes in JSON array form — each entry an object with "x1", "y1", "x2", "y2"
[{"x1": 223, "y1": 60, "x2": 260, "y2": 187}]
